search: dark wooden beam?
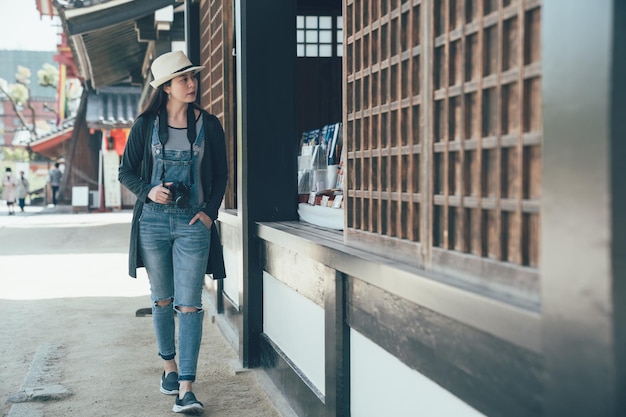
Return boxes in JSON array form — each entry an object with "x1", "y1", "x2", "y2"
[
  {"x1": 324, "y1": 271, "x2": 350, "y2": 417},
  {"x1": 542, "y1": 1, "x2": 626, "y2": 415},
  {"x1": 62, "y1": 0, "x2": 177, "y2": 36},
  {"x1": 236, "y1": 0, "x2": 298, "y2": 367}
]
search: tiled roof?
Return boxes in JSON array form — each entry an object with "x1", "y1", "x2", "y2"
[
  {"x1": 85, "y1": 85, "x2": 141, "y2": 128},
  {"x1": 26, "y1": 117, "x2": 76, "y2": 146},
  {"x1": 25, "y1": 85, "x2": 140, "y2": 156}
]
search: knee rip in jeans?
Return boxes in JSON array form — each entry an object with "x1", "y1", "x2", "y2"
[
  {"x1": 174, "y1": 305, "x2": 203, "y2": 314},
  {"x1": 155, "y1": 297, "x2": 174, "y2": 307}
]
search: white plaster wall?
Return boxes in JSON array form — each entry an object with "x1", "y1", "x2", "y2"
[
  {"x1": 222, "y1": 246, "x2": 239, "y2": 307},
  {"x1": 263, "y1": 271, "x2": 325, "y2": 395},
  {"x1": 351, "y1": 330, "x2": 486, "y2": 417}
]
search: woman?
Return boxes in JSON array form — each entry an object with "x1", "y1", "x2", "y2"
[
  {"x1": 15, "y1": 170, "x2": 29, "y2": 212},
  {"x1": 2, "y1": 167, "x2": 16, "y2": 215},
  {"x1": 118, "y1": 50, "x2": 228, "y2": 414}
]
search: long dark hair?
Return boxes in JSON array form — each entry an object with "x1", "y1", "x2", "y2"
[
  {"x1": 137, "y1": 83, "x2": 168, "y2": 119},
  {"x1": 138, "y1": 82, "x2": 202, "y2": 119},
  {"x1": 137, "y1": 81, "x2": 202, "y2": 144}
]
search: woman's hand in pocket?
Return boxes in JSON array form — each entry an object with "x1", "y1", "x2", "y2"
[{"x1": 190, "y1": 211, "x2": 213, "y2": 229}]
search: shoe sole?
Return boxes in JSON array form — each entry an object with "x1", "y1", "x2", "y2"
[
  {"x1": 172, "y1": 403, "x2": 203, "y2": 414},
  {"x1": 160, "y1": 378, "x2": 179, "y2": 395},
  {"x1": 160, "y1": 386, "x2": 179, "y2": 395}
]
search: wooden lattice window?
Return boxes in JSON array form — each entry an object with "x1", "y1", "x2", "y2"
[
  {"x1": 200, "y1": 0, "x2": 236, "y2": 209},
  {"x1": 344, "y1": 0, "x2": 541, "y2": 296}
]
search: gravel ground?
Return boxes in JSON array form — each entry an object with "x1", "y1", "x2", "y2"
[{"x1": 0, "y1": 207, "x2": 286, "y2": 417}]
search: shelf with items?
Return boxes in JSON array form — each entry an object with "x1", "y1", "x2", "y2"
[{"x1": 297, "y1": 122, "x2": 344, "y2": 229}]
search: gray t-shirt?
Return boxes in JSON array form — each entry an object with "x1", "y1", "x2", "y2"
[{"x1": 165, "y1": 116, "x2": 205, "y2": 203}]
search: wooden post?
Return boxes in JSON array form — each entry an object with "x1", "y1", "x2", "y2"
[{"x1": 541, "y1": 1, "x2": 626, "y2": 415}]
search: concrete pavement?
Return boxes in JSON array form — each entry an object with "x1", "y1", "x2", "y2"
[{"x1": 0, "y1": 204, "x2": 294, "y2": 417}]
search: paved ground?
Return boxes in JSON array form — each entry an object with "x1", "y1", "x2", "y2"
[{"x1": 0, "y1": 204, "x2": 291, "y2": 417}]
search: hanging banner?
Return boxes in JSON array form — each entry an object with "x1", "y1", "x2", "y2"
[{"x1": 102, "y1": 150, "x2": 121, "y2": 209}]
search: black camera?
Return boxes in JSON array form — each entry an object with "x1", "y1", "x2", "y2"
[{"x1": 165, "y1": 183, "x2": 191, "y2": 208}]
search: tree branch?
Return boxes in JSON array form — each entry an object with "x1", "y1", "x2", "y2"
[{"x1": 0, "y1": 83, "x2": 35, "y2": 137}]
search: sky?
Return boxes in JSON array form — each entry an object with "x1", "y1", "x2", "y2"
[{"x1": 0, "y1": 0, "x2": 58, "y2": 51}]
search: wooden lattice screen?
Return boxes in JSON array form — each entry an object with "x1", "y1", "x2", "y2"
[
  {"x1": 344, "y1": 0, "x2": 541, "y2": 291},
  {"x1": 200, "y1": 0, "x2": 236, "y2": 209}
]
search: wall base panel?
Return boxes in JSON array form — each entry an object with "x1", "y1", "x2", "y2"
[
  {"x1": 260, "y1": 334, "x2": 326, "y2": 417},
  {"x1": 351, "y1": 329, "x2": 486, "y2": 417},
  {"x1": 347, "y1": 277, "x2": 543, "y2": 417}
]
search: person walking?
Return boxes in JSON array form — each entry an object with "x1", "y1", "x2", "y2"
[
  {"x1": 2, "y1": 167, "x2": 16, "y2": 215},
  {"x1": 15, "y1": 170, "x2": 30, "y2": 212},
  {"x1": 48, "y1": 162, "x2": 63, "y2": 206},
  {"x1": 118, "y1": 50, "x2": 228, "y2": 415}
]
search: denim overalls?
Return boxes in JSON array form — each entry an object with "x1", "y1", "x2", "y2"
[{"x1": 138, "y1": 116, "x2": 211, "y2": 382}]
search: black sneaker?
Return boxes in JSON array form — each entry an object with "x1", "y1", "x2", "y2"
[
  {"x1": 160, "y1": 371, "x2": 179, "y2": 395},
  {"x1": 172, "y1": 392, "x2": 204, "y2": 414}
]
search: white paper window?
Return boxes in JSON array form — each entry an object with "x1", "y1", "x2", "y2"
[
  {"x1": 297, "y1": 14, "x2": 342, "y2": 58},
  {"x1": 306, "y1": 45, "x2": 318, "y2": 57},
  {"x1": 306, "y1": 30, "x2": 318, "y2": 43},
  {"x1": 319, "y1": 30, "x2": 332, "y2": 43},
  {"x1": 319, "y1": 45, "x2": 332, "y2": 57},
  {"x1": 320, "y1": 16, "x2": 332, "y2": 29}
]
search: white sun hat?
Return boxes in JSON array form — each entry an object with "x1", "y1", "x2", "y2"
[{"x1": 149, "y1": 50, "x2": 205, "y2": 88}]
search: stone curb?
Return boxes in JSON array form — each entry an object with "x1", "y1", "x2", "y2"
[{"x1": 7, "y1": 343, "x2": 71, "y2": 417}]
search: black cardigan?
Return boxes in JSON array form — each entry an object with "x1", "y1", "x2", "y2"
[{"x1": 118, "y1": 110, "x2": 228, "y2": 279}]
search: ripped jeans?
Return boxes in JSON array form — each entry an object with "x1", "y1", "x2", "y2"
[{"x1": 138, "y1": 204, "x2": 211, "y2": 381}]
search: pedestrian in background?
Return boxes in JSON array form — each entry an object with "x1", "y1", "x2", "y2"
[
  {"x1": 15, "y1": 170, "x2": 29, "y2": 212},
  {"x1": 48, "y1": 162, "x2": 62, "y2": 206},
  {"x1": 2, "y1": 167, "x2": 16, "y2": 215},
  {"x1": 119, "y1": 50, "x2": 228, "y2": 415}
]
